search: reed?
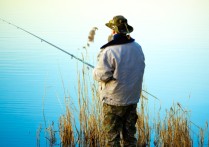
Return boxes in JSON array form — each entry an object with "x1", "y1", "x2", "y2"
[
  {"x1": 154, "y1": 103, "x2": 192, "y2": 146},
  {"x1": 36, "y1": 124, "x2": 42, "y2": 147},
  {"x1": 59, "y1": 106, "x2": 74, "y2": 146},
  {"x1": 76, "y1": 64, "x2": 105, "y2": 146},
  {"x1": 38, "y1": 67, "x2": 209, "y2": 146},
  {"x1": 136, "y1": 97, "x2": 150, "y2": 147},
  {"x1": 46, "y1": 122, "x2": 56, "y2": 147},
  {"x1": 37, "y1": 27, "x2": 209, "y2": 147}
]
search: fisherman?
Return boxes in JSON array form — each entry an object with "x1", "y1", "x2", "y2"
[{"x1": 93, "y1": 15, "x2": 145, "y2": 146}]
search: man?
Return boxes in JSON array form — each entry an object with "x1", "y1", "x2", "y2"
[{"x1": 93, "y1": 15, "x2": 145, "y2": 146}]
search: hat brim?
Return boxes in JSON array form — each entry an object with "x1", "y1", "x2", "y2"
[{"x1": 105, "y1": 22, "x2": 133, "y2": 34}]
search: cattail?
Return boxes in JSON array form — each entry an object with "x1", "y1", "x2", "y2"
[{"x1": 88, "y1": 27, "x2": 98, "y2": 42}]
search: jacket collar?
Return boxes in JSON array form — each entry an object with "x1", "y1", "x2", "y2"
[{"x1": 100, "y1": 34, "x2": 135, "y2": 49}]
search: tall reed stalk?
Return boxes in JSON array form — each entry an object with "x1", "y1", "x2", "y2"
[{"x1": 136, "y1": 97, "x2": 150, "y2": 147}]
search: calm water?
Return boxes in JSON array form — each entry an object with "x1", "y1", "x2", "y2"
[
  {"x1": 0, "y1": 23, "x2": 83, "y2": 146},
  {"x1": 1, "y1": 20, "x2": 209, "y2": 147}
]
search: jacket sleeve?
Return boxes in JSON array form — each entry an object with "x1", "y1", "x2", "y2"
[{"x1": 93, "y1": 49, "x2": 114, "y2": 82}]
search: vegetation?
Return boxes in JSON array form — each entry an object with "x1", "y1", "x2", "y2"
[
  {"x1": 38, "y1": 65, "x2": 209, "y2": 146},
  {"x1": 37, "y1": 28, "x2": 209, "y2": 147}
]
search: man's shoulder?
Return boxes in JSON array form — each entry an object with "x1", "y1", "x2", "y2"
[
  {"x1": 131, "y1": 41, "x2": 141, "y2": 47},
  {"x1": 100, "y1": 37, "x2": 135, "y2": 49}
]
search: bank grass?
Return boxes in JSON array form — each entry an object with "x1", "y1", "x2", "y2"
[
  {"x1": 136, "y1": 96, "x2": 150, "y2": 147},
  {"x1": 59, "y1": 106, "x2": 74, "y2": 146},
  {"x1": 153, "y1": 103, "x2": 193, "y2": 146},
  {"x1": 40, "y1": 65, "x2": 209, "y2": 146},
  {"x1": 39, "y1": 27, "x2": 209, "y2": 147},
  {"x1": 76, "y1": 66, "x2": 105, "y2": 146}
]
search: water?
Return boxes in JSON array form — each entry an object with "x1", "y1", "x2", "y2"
[
  {"x1": 1, "y1": 1, "x2": 209, "y2": 146},
  {"x1": 0, "y1": 23, "x2": 83, "y2": 146}
]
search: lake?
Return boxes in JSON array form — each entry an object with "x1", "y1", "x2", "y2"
[{"x1": 1, "y1": 8, "x2": 209, "y2": 147}]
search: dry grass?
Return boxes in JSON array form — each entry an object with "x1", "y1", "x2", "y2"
[
  {"x1": 75, "y1": 66, "x2": 105, "y2": 146},
  {"x1": 49, "y1": 66, "x2": 209, "y2": 146},
  {"x1": 153, "y1": 103, "x2": 192, "y2": 147},
  {"x1": 39, "y1": 83, "x2": 209, "y2": 146},
  {"x1": 38, "y1": 68, "x2": 209, "y2": 147},
  {"x1": 136, "y1": 97, "x2": 150, "y2": 147},
  {"x1": 37, "y1": 27, "x2": 209, "y2": 147},
  {"x1": 45, "y1": 122, "x2": 56, "y2": 147},
  {"x1": 36, "y1": 124, "x2": 42, "y2": 147},
  {"x1": 59, "y1": 106, "x2": 74, "y2": 146}
]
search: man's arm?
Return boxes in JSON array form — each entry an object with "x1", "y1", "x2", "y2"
[{"x1": 93, "y1": 49, "x2": 114, "y2": 82}]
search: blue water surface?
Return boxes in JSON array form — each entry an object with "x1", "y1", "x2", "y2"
[{"x1": 0, "y1": 18, "x2": 209, "y2": 147}]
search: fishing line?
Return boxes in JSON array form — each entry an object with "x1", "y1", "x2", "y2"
[
  {"x1": 0, "y1": 18, "x2": 159, "y2": 101},
  {"x1": 0, "y1": 18, "x2": 94, "y2": 68}
]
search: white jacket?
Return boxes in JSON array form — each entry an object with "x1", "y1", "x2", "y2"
[{"x1": 93, "y1": 35, "x2": 145, "y2": 106}]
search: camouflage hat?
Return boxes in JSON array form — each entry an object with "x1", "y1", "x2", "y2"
[{"x1": 106, "y1": 15, "x2": 133, "y2": 34}]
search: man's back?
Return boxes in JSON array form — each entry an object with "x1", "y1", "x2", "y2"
[{"x1": 97, "y1": 41, "x2": 145, "y2": 106}]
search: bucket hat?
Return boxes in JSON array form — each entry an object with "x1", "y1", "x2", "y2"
[{"x1": 106, "y1": 15, "x2": 133, "y2": 34}]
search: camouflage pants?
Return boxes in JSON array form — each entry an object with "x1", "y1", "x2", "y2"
[{"x1": 102, "y1": 103, "x2": 138, "y2": 147}]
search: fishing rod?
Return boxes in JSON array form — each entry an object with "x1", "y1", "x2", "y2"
[
  {"x1": 0, "y1": 18, "x2": 159, "y2": 101},
  {"x1": 0, "y1": 18, "x2": 94, "y2": 68}
]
